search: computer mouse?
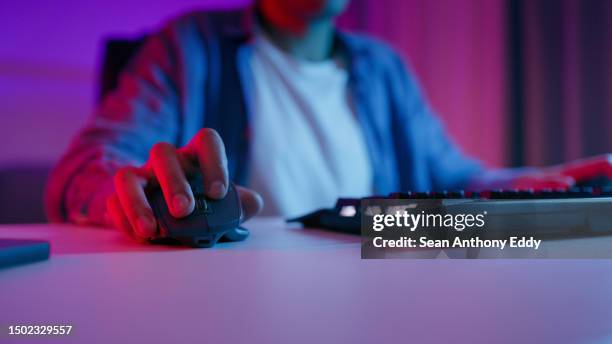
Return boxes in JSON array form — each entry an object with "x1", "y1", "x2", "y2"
[{"x1": 146, "y1": 175, "x2": 248, "y2": 248}]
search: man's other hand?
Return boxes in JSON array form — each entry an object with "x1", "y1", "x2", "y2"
[{"x1": 512, "y1": 154, "x2": 612, "y2": 190}]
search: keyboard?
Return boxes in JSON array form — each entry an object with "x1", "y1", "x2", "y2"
[{"x1": 288, "y1": 187, "x2": 612, "y2": 239}]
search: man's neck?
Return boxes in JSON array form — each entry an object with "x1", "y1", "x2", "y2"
[{"x1": 261, "y1": 18, "x2": 336, "y2": 62}]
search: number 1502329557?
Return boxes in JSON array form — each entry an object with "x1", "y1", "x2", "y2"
[{"x1": 8, "y1": 325, "x2": 73, "y2": 336}]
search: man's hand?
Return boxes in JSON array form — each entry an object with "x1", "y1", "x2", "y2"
[
  {"x1": 105, "y1": 128, "x2": 263, "y2": 241},
  {"x1": 511, "y1": 171, "x2": 576, "y2": 190},
  {"x1": 556, "y1": 154, "x2": 612, "y2": 182},
  {"x1": 512, "y1": 154, "x2": 612, "y2": 190}
]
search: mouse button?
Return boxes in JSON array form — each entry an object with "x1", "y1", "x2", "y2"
[
  {"x1": 146, "y1": 188, "x2": 165, "y2": 213},
  {"x1": 193, "y1": 196, "x2": 212, "y2": 215},
  {"x1": 188, "y1": 174, "x2": 205, "y2": 193},
  {"x1": 191, "y1": 183, "x2": 205, "y2": 195},
  {"x1": 158, "y1": 202, "x2": 210, "y2": 237},
  {"x1": 206, "y1": 184, "x2": 242, "y2": 230}
]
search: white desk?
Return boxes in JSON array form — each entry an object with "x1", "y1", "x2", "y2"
[{"x1": 1, "y1": 218, "x2": 612, "y2": 344}]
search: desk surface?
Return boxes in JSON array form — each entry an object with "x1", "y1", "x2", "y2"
[{"x1": 1, "y1": 218, "x2": 612, "y2": 344}]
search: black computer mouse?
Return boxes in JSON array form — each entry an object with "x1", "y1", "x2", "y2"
[{"x1": 146, "y1": 175, "x2": 248, "y2": 248}]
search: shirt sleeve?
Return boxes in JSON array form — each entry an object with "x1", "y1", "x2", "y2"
[
  {"x1": 44, "y1": 24, "x2": 183, "y2": 225},
  {"x1": 386, "y1": 50, "x2": 483, "y2": 191}
]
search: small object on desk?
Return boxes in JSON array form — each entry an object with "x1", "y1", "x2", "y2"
[
  {"x1": 0, "y1": 239, "x2": 50, "y2": 269},
  {"x1": 146, "y1": 175, "x2": 248, "y2": 248}
]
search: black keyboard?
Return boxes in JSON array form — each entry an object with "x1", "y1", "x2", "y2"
[{"x1": 288, "y1": 187, "x2": 612, "y2": 238}]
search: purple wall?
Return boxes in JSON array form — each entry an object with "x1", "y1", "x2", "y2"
[
  {"x1": 0, "y1": 0, "x2": 507, "y2": 167},
  {"x1": 0, "y1": 0, "x2": 249, "y2": 166}
]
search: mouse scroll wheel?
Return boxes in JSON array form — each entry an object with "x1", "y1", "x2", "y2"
[{"x1": 194, "y1": 195, "x2": 213, "y2": 214}]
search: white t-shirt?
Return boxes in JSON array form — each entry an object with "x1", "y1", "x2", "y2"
[{"x1": 247, "y1": 32, "x2": 373, "y2": 218}]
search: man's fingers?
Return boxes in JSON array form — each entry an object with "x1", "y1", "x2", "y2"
[
  {"x1": 514, "y1": 174, "x2": 575, "y2": 190},
  {"x1": 558, "y1": 175, "x2": 576, "y2": 187},
  {"x1": 554, "y1": 154, "x2": 612, "y2": 181},
  {"x1": 236, "y1": 186, "x2": 264, "y2": 222},
  {"x1": 184, "y1": 128, "x2": 229, "y2": 199},
  {"x1": 150, "y1": 142, "x2": 195, "y2": 218},
  {"x1": 107, "y1": 194, "x2": 149, "y2": 244},
  {"x1": 106, "y1": 193, "x2": 133, "y2": 235},
  {"x1": 540, "y1": 175, "x2": 575, "y2": 189},
  {"x1": 114, "y1": 166, "x2": 157, "y2": 239}
]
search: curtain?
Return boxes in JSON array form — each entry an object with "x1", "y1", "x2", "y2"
[{"x1": 516, "y1": 0, "x2": 612, "y2": 166}]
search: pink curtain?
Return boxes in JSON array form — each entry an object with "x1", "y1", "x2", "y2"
[
  {"x1": 339, "y1": 0, "x2": 508, "y2": 167},
  {"x1": 521, "y1": 0, "x2": 612, "y2": 166}
]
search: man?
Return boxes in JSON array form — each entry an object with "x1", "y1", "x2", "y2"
[{"x1": 45, "y1": 0, "x2": 611, "y2": 241}]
